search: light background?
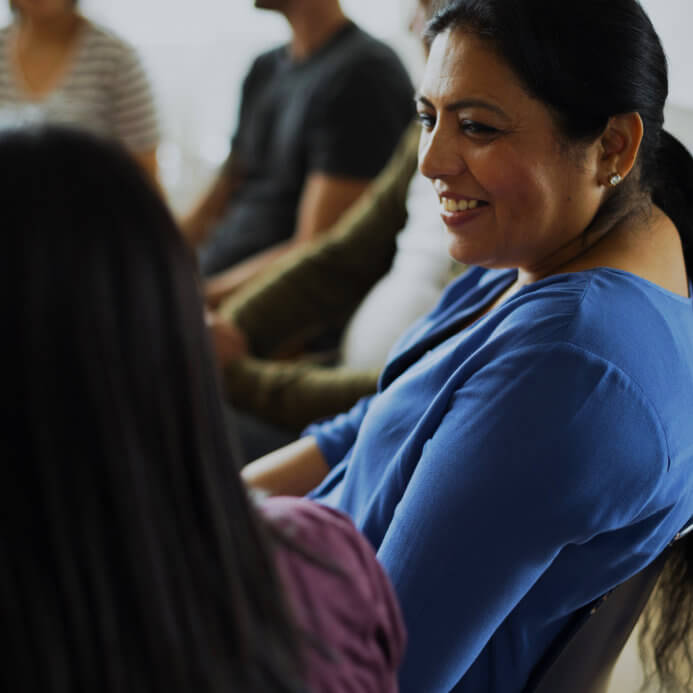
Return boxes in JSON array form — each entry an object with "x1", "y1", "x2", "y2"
[{"x1": 2, "y1": 0, "x2": 691, "y2": 211}]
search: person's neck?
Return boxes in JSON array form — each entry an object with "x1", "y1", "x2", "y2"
[
  {"x1": 514, "y1": 205, "x2": 638, "y2": 289},
  {"x1": 17, "y1": 11, "x2": 82, "y2": 47},
  {"x1": 285, "y1": 3, "x2": 348, "y2": 60}
]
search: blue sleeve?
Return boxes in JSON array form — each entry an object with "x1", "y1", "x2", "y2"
[
  {"x1": 378, "y1": 344, "x2": 667, "y2": 692},
  {"x1": 303, "y1": 395, "x2": 374, "y2": 468}
]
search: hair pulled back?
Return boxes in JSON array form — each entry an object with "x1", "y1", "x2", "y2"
[
  {"x1": 427, "y1": 1, "x2": 693, "y2": 687},
  {"x1": 426, "y1": 0, "x2": 693, "y2": 277}
]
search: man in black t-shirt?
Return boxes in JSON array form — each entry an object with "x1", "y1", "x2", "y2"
[{"x1": 183, "y1": 0, "x2": 413, "y2": 305}]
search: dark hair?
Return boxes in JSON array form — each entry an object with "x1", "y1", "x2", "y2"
[
  {"x1": 426, "y1": 1, "x2": 693, "y2": 688},
  {"x1": 425, "y1": 0, "x2": 693, "y2": 279},
  {"x1": 0, "y1": 127, "x2": 306, "y2": 692}
]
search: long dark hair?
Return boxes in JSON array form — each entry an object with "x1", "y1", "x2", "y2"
[
  {"x1": 426, "y1": 0, "x2": 693, "y2": 688},
  {"x1": 0, "y1": 127, "x2": 305, "y2": 692}
]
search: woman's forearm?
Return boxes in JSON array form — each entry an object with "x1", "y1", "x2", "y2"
[{"x1": 241, "y1": 436, "x2": 329, "y2": 497}]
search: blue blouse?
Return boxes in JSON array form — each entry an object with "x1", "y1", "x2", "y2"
[{"x1": 307, "y1": 266, "x2": 693, "y2": 692}]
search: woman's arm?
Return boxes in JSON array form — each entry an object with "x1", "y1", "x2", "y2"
[
  {"x1": 379, "y1": 345, "x2": 668, "y2": 691},
  {"x1": 241, "y1": 436, "x2": 329, "y2": 497},
  {"x1": 110, "y1": 36, "x2": 161, "y2": 183}
]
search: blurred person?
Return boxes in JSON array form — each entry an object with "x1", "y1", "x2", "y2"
[
  {"x1": 211, "y1": 125, "x2": 459, "y2": 460},
  {"x1": 184, "y1": 0, "x2": 414, "y2": 302},
  {"x1": 206, "y1": 0, "x2": 450, "y2": 460},
  {"x1": 1, "y1": 125, "x2": 405, "y2": 692},
  {"x1": 211, "y1": 123, "x2": 452, "y2": 459},
  {"x1": 0, "y1": 0, "x2": 159, "y2": 176}
]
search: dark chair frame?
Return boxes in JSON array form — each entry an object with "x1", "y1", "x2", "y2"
[{"x1": 522, "y1": 519, "x2": 693, "y2": 693}]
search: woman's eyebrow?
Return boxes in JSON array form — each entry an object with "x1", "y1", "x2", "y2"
[{"x1": 415, "y1": 94, "x2": 509, "y2": 120}]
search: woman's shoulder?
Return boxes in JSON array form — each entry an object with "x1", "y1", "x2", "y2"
[
  {"x1": 77, "y1": 20, "x2": 141, "y2": 65},
  {"x1": 261, "y1": 496, "x2": 405, "y2": 691},
  {"x1": 495, "y1": 267, "x2": 693, "y2": 348},
  {"x1": 262, "y1": 496, "x2": 370, "y2": 560},
  {"x1": 487, "y1": 268, "x2": 693, "y2": 457},
  {"x1": 261, "y1": 497, "x2": 396, "y2": 605}
]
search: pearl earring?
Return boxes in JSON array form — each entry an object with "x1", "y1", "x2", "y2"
[{"x1": 609, "y1": 173, "x2": 622, "y2": 187}]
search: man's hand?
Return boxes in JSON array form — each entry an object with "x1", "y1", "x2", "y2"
[{"x1": 205, "y1": 309, "x2": 249, "y2": 366}]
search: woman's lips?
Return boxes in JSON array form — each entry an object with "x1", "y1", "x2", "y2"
[{"x1": 439, "y1": 195, "x2": 489, "y2": 227}]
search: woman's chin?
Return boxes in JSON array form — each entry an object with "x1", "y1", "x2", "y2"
[{"x1": 446, "y1": 238, "x2": 487, "y2": 268}]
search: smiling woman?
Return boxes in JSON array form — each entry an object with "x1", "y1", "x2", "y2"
[
  {"x1": 414, "y1": 28, "x2": 687, "y2": 300},
  {"x1": 415, "y1": 33, "x2": 617, "y2": 277},
  {"x1": 241, "y1": 1, "x2": 693, "y2": 691}
]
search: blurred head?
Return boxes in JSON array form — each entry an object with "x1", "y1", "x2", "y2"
[
  {"x1": 1, "y1": 126, "x2": 304, "y2": 692},
  {"x1": 254, "y1": 0, "x2": 293, "y2": 13},
  {"x1": 418, "y1": 0, "x2": 693, "y2": 274},
  {"x1": 409, "y1": 0, "x2": 436, "y2": 40},
  {"x1": 10, "y1": 0, "x2": 77, "y2": 20}
]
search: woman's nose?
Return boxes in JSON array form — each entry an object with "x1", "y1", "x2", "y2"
[{"x1": 418, "y1": 126, "x2": 466, "y2": 181}]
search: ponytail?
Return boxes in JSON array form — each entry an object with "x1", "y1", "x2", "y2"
[
  {"x1": 638, "y1": 128, "x2": 693, "y2": 688},
  {"x1": 650, "y1": 130, "x2": 693, "y2": 278},
  {"x1": 640, "y1": 535, "x2": 693, "y2": 689}
]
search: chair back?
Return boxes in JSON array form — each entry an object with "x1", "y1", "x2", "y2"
[{"x1": 523, "y1": 518, "x2": 693, "y2": 693}]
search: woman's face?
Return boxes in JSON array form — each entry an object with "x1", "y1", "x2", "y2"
[
  {"x1": 417, "y1": 30, "x2": 605, "y2": 275},
  {"x1": 12, "y1": 0, "x2": 74, "y2": 21}
]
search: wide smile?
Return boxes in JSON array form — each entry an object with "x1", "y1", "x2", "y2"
[{"x1": 438, "y1": 195, "x2": 489, "y2": 227}]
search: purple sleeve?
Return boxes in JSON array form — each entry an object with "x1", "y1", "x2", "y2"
[
  {"x1": 262, "y1": 496, "x2": 406, "y2": 691},
  {"x1": 303, "y1": 395, "x2": 374, "y2": 468}
]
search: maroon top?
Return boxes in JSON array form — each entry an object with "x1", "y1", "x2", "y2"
[{"x1": 262, "y1": 497, "x2": 406, "y2": 692}]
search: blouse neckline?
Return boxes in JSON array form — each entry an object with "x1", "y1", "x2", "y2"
[{"x1": 5, "y1": 18, "x2": 90, "y2": 103}]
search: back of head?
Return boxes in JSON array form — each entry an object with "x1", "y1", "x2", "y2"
[
  {"x1": 1, "y1": 127, "x2": 304, "y2": 692},
  {"x1": 426, "y1": 0, "x2": 693, "y2": 276}
]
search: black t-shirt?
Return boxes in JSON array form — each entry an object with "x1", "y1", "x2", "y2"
[{"x1": 200, "y1": 22, "x2": 414, "y2": 276}]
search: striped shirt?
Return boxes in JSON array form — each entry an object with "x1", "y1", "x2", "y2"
[{"x1": 0, "y1": 20, "x2": 159, "y2": 153}]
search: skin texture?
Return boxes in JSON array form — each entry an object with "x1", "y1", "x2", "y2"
[
  {"x1": 417, "y1": 30, "x2": 608, "y2": 277},
  {"x1": 241, "y1": 436, "x2": 329, "y2": 497},
  {"x1": 12, "y1": 0, "x2": 74, "y2": 22}
]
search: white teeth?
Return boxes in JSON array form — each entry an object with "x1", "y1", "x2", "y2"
[{"x1": 440, "y1": 197, "x2": 482, "y2": 212}]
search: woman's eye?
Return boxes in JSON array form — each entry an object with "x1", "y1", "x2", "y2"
[
  {"x1": 416, "y1": 112, "x2": 436, "y2": 130},
  {"x1": 459, "y1": 120, "x2": 498, "y2": 136}
]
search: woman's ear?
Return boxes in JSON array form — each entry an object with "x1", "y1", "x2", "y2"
[{"x1": 598, "y1": 112, "x2": 644, "y2": 186}]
